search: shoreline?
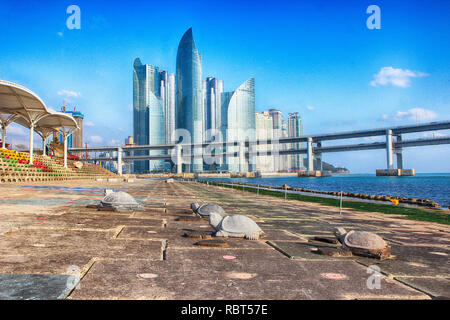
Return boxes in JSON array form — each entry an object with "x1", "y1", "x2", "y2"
[
  {"x1": 196, "y1": 180, "x2": 450, "y2": 225},
  {"x1": 198, "y1": 173, "x2": 449, "y2": 207}
]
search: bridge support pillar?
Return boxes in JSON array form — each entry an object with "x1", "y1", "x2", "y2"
[
  {"x1": 377, "y1": 132, "x2": 415, "y2": 176},
  {"x1": 176, "y1": 144, "x2": 182, "y2": 174},
  {"x1": 316, "y1": 142, "x2": 323, "y2": 171},
  {"x1": 395, "y1": 135, "x2": 403, "y2": 170},
  {"x1": 117, "y1": 147, "x2": 123, "y2": 176},
  {"x1": 306, "y1": 137, "x2": 314, "y2": 171},
  {"x1": 386, "y1": 129, "x2": 394, "y2": 169}
]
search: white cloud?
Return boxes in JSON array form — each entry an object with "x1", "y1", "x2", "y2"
[
  {"x1": 6, "y1": 125, "x2": 27, "y2": 136},
  {"x1": 84, "y1": 121, "x2": 95, "y2": 127},
  {"x1": 57, "y1": 32, "x2": 63, "y2": 37},
  {"x1": 58, "y1": 89, "x2": 81, "y2": 98},
  {"x1": 370, "y1": 67, "x2": 428, "y2": 88},
  {"x1": 306, "y1": 105, "x2": 315, "y2": 111},
  {"x1": 108, "y1": 139, "x2": 120, "y2": 146},
  {"x1": 380, "y1": 108, "x2": 437, "y2": 122},
  {"x1": 88, "y1": 135, "x2": 103, "y2": 144}
]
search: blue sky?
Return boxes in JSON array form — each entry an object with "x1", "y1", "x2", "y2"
[{"x1": 0, "y1": 0, "x2": 449, "y2": 172}]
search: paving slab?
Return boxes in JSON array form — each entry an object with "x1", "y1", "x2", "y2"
[
  {"x1": 73, "y1": 248, "x2": 426, "y2": 300},
  {"x1": 0, "y1": 179, "x2": 447, "y2": 300},
  {"x1": 0, "y1": 274, "x2": 78, "y2": 300},
  {"x1": 267, "y1": 241, "x2": 352, "y2": 261},
  {"x1": 356, "y1": 245, "x2": 450, "y2": 277},
  {"x1": 0, "y1": 228, "x2": 163, "y2": 273},
  {"x1": 394, "y1": 277, "x2": 450, "y2": 298}
]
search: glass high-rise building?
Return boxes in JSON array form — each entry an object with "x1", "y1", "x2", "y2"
[
  {"x1": 165, "y1": 73, "x2": 176, "y2": 144},
  {"x1": 255, "y1": 111, "x2": 274, "y2": 172},
  {"x1": 133, "y1": 58, "x2": 172, "y2": 172},
  {"x1": 176, "y1": 28, "x2": 204, "y2": 172},
  {"x1": 268, "y1": 109, "x2": 284, "y2": 172},
  {"x1": 287, "y1": 112, "x2": 304, "y2": 171},
  {"x1": 220, "y1": 78, "x2": 256, "y2": 172},
  {"x1": 204, "y1": 77, "x2": 223, "y2": 141},
  {"x1": 203, "y1": 77, "x2": 224, "y2": 170}
]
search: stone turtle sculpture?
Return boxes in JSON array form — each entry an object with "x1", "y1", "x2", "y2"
[
  {"x1": 209, "y1": 212, "x2": 265, "y2": 240},
  {"x1": 98, "y1": 190, "x2": 142, "y2": 211},
  {"x1": 333, "y1": 227, "x2": 391, "y2": 260},
  {"x1": 73, "y1": 161, "x2": 83, "y2": 169},
  {"x1": 190, "y1": 202, "x2": 226, "y2": 218}
]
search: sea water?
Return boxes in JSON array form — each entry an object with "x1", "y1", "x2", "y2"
[{"x1": 201, "y1": 173, "x2": 450, "y2": 208}]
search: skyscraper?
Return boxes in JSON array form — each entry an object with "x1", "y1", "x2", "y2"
[
  {"x1": 203, "y1": 77, "x2": 224, "y2": 170},
  {"x1": 287, "y1": 112, "x2": 304, "y2": 171},
  {"x1": 133, "y1": 58, "x2": 172, "y2": 172},
  {"x1": 59, "y1": 109, "x2": 83, "y2": 157},
  {"x1": 220, "y1": 78, "x2": 256, "y2": 172},
  {"x1": 165, "y1": 73, "x2": 176, "y2": 144},
  {"x1": 255, "y1": 111, "x2": 274, "y2": 172},
  {"x1": 268, "y1": 109, "x2": 284, "y2": 172},
  {"x1": 176, "y1": 28, "x2": 204, "y2": 172},
  {"x1": 204, "y1": 77, "x2": 223, "y2": 141}
]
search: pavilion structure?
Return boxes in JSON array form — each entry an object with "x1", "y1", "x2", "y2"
[{"x1": 0, "y1": 80, "x2": 78, "y2": 168}]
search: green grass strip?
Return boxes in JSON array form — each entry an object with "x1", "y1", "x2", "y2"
[{"x1": 199, "y1": 180, "x2": 449, "y2": 225}]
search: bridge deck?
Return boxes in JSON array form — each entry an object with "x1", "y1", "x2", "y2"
[{"x1": 69, "y1": 120, "x2": 450, "y2": 154}]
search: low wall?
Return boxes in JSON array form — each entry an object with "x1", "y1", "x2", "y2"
[
  {"x1": 376, "y1": 169, "x2": 415, "y2": 176},
  {"x1": 298, "y1": 170, "x2": 332, "y2": 177}
]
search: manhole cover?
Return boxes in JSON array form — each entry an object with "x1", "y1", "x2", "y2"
[
  {"x1": 321, "y1": 273, "x2": 348, "y2": 280},
  {"x1": 312, "y1": 236, "x2": 338, "y2": 244},
  {"x1": 195, "y1": 240, "x2": 229, "y2": 247},
  {"x1": 138, "y1": 273, "x2": 158, "y2": 279},
  {"x1": 184, "y1": 231, "x2": 212, "y2": 239},
  {"x1": 98, "y1": 207, "x2": 118, "y2": 212},
  {"x1": 315, "y1": 247, "x2": 353, "y2": 257},
  {"x1": 408, "y1": 262, "x2": 428, "y2": 268},
  {"x1": 429, "y1": 252, "x2": 448, "y2": 256},
  {"x1": 225, "y1": 272, "x2": 256, "y2": 279}
]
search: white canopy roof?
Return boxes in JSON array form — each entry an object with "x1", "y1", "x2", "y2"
[
  {"x1": 14, "y1": 109, "x2": 79, "y2": 138},
  {"x1": 0, "y1": 80, "x2": 78, "y2": 131}
]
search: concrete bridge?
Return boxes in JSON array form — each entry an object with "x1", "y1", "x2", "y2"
[{"x1": 70, "y1": 120, "x2": 450, "y2": 176}]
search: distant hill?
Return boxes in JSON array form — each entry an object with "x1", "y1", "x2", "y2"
[{"x1": 302, "y1": 158, "x2": 350, "y2": 173}]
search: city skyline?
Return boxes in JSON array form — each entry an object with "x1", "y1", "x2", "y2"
[{"x1": 0, "y1": 0, "x2": 449, "y2": 173}]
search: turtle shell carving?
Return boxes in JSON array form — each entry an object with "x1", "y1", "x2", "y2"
[
  {"x1": 98, "y1": 191, "x2": 142, "y2": 211},
  {"x1": 343, "y1": 230, "x2": 388, "y2": 250},
  {"x1": 191, "y1": 203, "x2": 226, "y2": 218},
  {"x1": 209, "y1": 212, "x2": 265, "y2": 240},
  {"x1": 333, "y1": 227, "x2": 391, "y2": 259}
]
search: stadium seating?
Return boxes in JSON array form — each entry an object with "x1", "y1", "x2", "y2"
[{"x1": 0, "y1": 148, "x2": 116, "y2": 183}]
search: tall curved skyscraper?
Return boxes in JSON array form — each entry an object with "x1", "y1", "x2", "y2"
[
  {"x1": 176, "y1": 28, "x2": 203, "y2": 172},
  {"x1": 220, "y1": 78, "x2": 256, "y2": 172}
]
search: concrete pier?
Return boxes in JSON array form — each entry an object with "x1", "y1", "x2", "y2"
[
  {"x1": 0, "y1": 178, "x2": 447, "y2": 299},
  {"x1": 376, "y1": 169, "x2": 416, "y2": 176},
  {"x1": 377, "y1": 131, "x2": 415, "y2": 176},
  {"x1": 298, "y1": 170, "x2": 332, "y2": 177}
]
